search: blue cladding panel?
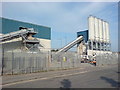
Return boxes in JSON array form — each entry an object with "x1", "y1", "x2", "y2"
[
  {"x1": 77, "y1": 30, "x2": 88, "y2": 43},
  {"x1": 1, "y1": 17, "x2": 51, "y2": 40}
]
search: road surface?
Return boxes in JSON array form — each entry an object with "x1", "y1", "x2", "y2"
[{"x1": 2, "y1": 64, "x2": 119, "y2": 88}]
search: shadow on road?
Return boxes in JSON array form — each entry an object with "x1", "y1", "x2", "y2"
[
  {"x1": 60, "y1": 79, "x2": 71, "y2": 89},
  {"x1": 100, "y1": 76, "x2": 120, "y2": 87},
  {"x1": 117, "y1": 71, "x2": 120, "y2": 73}
]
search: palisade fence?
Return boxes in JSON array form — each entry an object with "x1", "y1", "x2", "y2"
[
  {"x1": 2, "y1": 50, "x2": 118, "y2": 75},
  {"x1": 96, "y1": 53, "x2": 118, "y2": 66},
  {"x1": 2, "y1": 51, "x2": 81, "y2": 75},
  {"x1": 50, "y1": 52, "x2": 81, "y2": 70},
  {"x1": 2, "y1": 51, "x2": 48, "y2": 75}
]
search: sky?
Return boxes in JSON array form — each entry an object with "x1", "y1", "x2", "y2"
[{"x1": 1, "y1": 1, "x2": 118, "y2": 52}]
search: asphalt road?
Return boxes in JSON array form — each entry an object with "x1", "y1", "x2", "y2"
[{"x1": 3, "y1": 65, "x2": 119, "y2": 88}]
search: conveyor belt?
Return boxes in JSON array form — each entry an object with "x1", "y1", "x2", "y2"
[
  {"x1": 56, "y1": 36, "x2": 83, "y2": 53},
  {"x1": 0, "y1": 28, "x2": 37, "y2": 42}
]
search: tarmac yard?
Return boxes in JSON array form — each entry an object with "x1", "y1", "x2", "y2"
[{"x1": 2, "y1": 64, "x2": 119, "y2": 88}]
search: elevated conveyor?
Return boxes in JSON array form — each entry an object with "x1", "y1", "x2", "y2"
[
  {"x1": 0, "y1": 28, "x2": 39, "y2": 51},
  {"x1": 56, "y1": 36, "x2": 83, "y2": 53},
  {"x1": 0, "y1": 28, "x2": 37, "y2": 42}
]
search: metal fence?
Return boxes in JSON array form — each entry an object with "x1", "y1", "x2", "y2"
[
  {"x1": 1, "y1": 51, "x2": 81, "y2": 75},
  {"x1": 50, "y1": 52, "x2": 81, "y2": 70},
  {"x1": 2, "y1": 51, "x2": 48, "y2": 75},
  {"x1": 96, "y1": 53, "x2": 118, "y2": 66},
  {"x1": 2, "y1": 50, "x2": 118, "y2": 75}
]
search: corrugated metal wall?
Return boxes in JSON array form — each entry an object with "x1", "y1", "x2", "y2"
[
  {"x1": 77, "y1": 30, "x2": 88, "y2": 43},
  {"x1": 1, "y1": 17, "x2": 51, "y2": 40}
]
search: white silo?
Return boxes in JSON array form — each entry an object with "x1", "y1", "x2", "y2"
[
  {"x1": 102, "y1": 21, "x2": 107, "y2": 43},
  {"x1": 88, "y1": 16, "x2": 95, "y2": 41},
  {"x1": 98, "y1": 19, "x2": 103, "y2": 42},
  {"x1": 94, "y1": 17, "x2": 99, "y2": 41},
  {"x1": 87, "y1": 15, "x2": 111, "y2": 55},
  {"x1": 104, "y1": 21, "x2": 107, "y2": 43},
  {"x1": 105, "y1": 22, "x2": 110, "y2": 43}
]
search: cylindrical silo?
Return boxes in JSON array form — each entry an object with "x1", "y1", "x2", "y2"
[
  {"x1": 102, "y1": 21, "x2": 106, "y2": 43},
  {"x1": 104, "y1": 21, "x2": 107, "y2": 43},
  {"x1": 105, "y1": 22, "x2": 110, "y2": 43},
  {"x1": 88, "y1": 16, "x2": 95, "y2": 41},
  {"x1": 98, "y1": 19, "x2": 103, "y2": 42},
  {"x1": 94, "y1": 17, "x2": 99, "y2": 41}
]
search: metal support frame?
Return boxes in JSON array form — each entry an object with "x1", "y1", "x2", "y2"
[
  {"x1": 87, "y1": 40, "x2": 111, "y2": 52},
  {"x1": 0, "y1": 28, "x2": 40, "y2": 52}
]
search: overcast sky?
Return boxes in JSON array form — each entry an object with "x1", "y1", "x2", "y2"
[{"x1": 1, "y1": 1, "x2": 118, "y2": 52}]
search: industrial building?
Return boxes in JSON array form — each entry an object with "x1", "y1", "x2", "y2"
[
  {"x1": 77, "y1": 30, "x2": 88, "y2": 55},
  {"x1": 0, "y1": 16, "x2": 111, "y2": 55},
  {"x1": 0, "y1": 17, "x2": 51, "y2": 52},
  {"x1": 1, "y1": 16, "x2": 117, "y2": 76},
  {"x1": 77, "y1": 16, "x2": 111, "y2": 56},
  {"x1": 55, "y1": 16, "x2": 112, "y2": 57}
]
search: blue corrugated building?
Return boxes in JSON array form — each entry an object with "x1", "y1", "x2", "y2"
[
  {"x1": 1, "y1": 17, "x2": 51, "y2": 40},
  {"x1": 1, "y1": 17, "x2": 51, "y2": 52},
  {"x1": 77, "y1": 30, "x2": 88, "y2": 43}
]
